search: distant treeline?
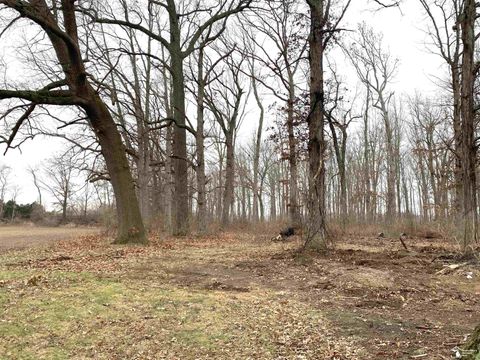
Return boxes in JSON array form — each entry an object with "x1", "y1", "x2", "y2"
[{"x1": 1, "y1": 201, "x2": 43, "y2": 221}]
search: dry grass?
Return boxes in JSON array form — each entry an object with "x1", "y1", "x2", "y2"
[
  {"x1": 0, "y1": 228, "x2": 478, "y2": 359},
  {"x1": 328, "y1": 217, "x2": 454, "y2": 243},
  {"x1": 0, "y1": 226, "x2": 100, "y2": 252}
]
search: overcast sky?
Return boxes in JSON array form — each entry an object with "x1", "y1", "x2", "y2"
[{"x1": 1, "y1": 1, "x2": 446, "y2": 208}]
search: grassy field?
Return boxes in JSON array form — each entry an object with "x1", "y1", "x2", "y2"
[
  {"x1": 0, "y1": 230, "x2": 478, "y2": 359},
  {"x1": 0, "y1": 226, "x2": 100, "y2": 252}
]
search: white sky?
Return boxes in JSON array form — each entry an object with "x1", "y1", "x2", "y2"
[
  {"x1": 346, "y1": 0, "x2": 444, "y2": 95},
  {"x1": 0, "y1": 1, "x2": 446, "y2": 207}
]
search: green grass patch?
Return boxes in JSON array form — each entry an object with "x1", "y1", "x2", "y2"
[{"x1": 0, "y1": 266, "x2": 331, "y2": 358}]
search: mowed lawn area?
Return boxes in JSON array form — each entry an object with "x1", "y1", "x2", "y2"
[{"x1": 0, "y1": 229, "x2": 478, "y2": 359}]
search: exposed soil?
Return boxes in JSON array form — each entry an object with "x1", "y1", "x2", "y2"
[{"x1": 0, "y1": 230, "x2": 478, "y2": 359}]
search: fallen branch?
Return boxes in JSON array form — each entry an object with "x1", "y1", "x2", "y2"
[{"x1": 435, "y1": 263, "x2": 468, "y2": 275}]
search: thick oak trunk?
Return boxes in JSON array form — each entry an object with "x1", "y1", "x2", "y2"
[
  {"x1": 85, "y1": 93, "x2": 147, "y2": 244},
  {"x1": 306, "y1": 0, "x2": 327, "y2": 248},
  {"x1": 171, "y1": 47, "x2": 190, "y2": 236},
  {"x1": 460, "y1": 0, "x2": 478, "y2": 251},
  {"x1": 452, "y1": 68, "x2": 463, "y2": 216}
]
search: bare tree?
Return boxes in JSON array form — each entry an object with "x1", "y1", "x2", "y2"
[
  {"x1": 188, "y1": 36, "x2": 234, "y2": 232},
  {"x1": 88, "y1": 0, "x2": 253, "y2": 235},
  {"x1": 304, "y1": 0, "x2": 351, "y2": 248},
  {"x1": 241, "y1": 0, "x2": 309, "y2": 226},
  {"x1": 0, "y1": 165, "x2": 10, "y2": 218},
  {"x1": 27, "y1": 166, "x2": 43, "y2": 206},
  {"x1": 418, "y1": 0, "x2": 462, "y2": 214},
  {"x1": 247, "y1": 48, "x2": 266, "y2": 223},
  {"x1": 204, "y1": 47, "x2": 247, "y2": 227},
  {"x1": 408, "y1": 95, "x2": 451, "y2": 220},
  {"x1": 347, "y1": 23, "x2": 399, "y2": 222},
  {"x1": 41, "y1": 151, "x2": 78, "y2": 223},
  {"x1": 459, "y1": 0, "x2": 477, "y2": 249},
  {"x1": 324, "y1": 64, "x2": 361, "y2": 223},
  {"x1": 0, "y1": 0, "x2": 146, "y2": 243},
  {"x1": 9, "y1": 185, "x2": 20, "y2": 222}
]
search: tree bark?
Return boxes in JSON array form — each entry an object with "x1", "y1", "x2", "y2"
[
  {"x1": 0, "y1": 0, "x2": 147, "y2": 244},
  {"x1": 252, "y1": 74, "x2": 264, "y2": 223},
  {"x1": 170, "y1": 45, "x2": 190, "y2": 236},
  {"x1": 167, "y1": 3, "x2": 190, "y2": 236},
  {"x1": 222, "y1": 130, "x2": 235, "y2": 227},
  {"x1": 287, "y1": 75, "x2": 300, "y2": 226},
  {"x1": 460, "y1": 0, "x2": 477, "y2": 251},
  {"x1": 382, "y1": 102, "x2": 396, "y2": 222},
  {"x1": 363, "y1": 92, "x2": 371, "y2": 221},
  {"x1": 196, "y1": 48, "x2": 207, "y2": 233},
  {"x1": 305, "y1": 0, "x2": 327, "y2": 248},
  {"x1": 270, "y1": 175, "x2": 277, "y2": 221},
  {"x1": 85, "y1": 94, "x2": 147, "y2": 244},
  {"x1": 452, "y1": 67, "x2": 463, "y2": 215}
]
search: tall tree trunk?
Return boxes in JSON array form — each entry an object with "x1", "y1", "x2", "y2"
[
  {"x1": 169, "y1": 11, "x2": 190, "y2": 236},
  {"x1": 31, "y1": 170, "x2": 43, "y2": 206},
  {"x1": 86, "y1": 94, "x2": 147, "y2": 244},
  {"x1": 128, "y1": 29, "x2": 151, "y2": 222},
  {"x1": 426, "y1": 132, "x2": 440, "y2": 219},
  {"x1": 270, "y1": 176, "x2": 277, "y2": 221},
  {"x1": 171, "y1": 45, "x2": 190, "y2": 235},
  {"x1": 327, "y1": 119, "x2": 347, "y2": 225},
  {"x1": 242, "y1": 185, "x2": 247, "y2": 220},
  {"x1": 196, "y1": 48, "x2": 207, "y2": 233},
  {"x1": 395, "y1": 134, "x2": 402, "y2": 216},
  {"x1": 340, "y1": 128, "x2": 348, "y2": 222},
  {"x1": 252, "y1": 74, "x2": 264, "y2": 223},
  {"x1": 161, "y1": 54, "x2": 173, "y2": 229},
  {"x1": 287, "y1": 75, "x2": 300, "y2": 226},
  {"x1": 62, "y1": 196, "x2": 68, "y2": 223},
  {"x1": 460, "y1": 0, "x2": 477, "y2": 251},
  {"x1": 401, "y1": 162, "x2": 410, "y2": 214},
  {"x1": 306, "y1": 0, "x2": 327, "y2": 248},
  {"x1": 222, "y1": 131, "x2": 235, "y2": 227},
  {"x1": 452, "y1": 67, "x2": 463, "y2": 216},
  {"x1": 164, "y1": 125, "x2": 174, "y2": 228},
  {"x1": 383, "y1": 109, "x2": 396, "y2": 222},
  {"x1": 259, "y1": 184, "x2": 265, "y2": 221},
  {"x1": 364, "y1": 93, "x2": 371, "y2": 221},
  {"x1": 217, "y1": 161, "x2": 223, "y2": 220}
]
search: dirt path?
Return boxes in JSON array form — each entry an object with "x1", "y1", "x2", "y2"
[
  {"x1": 0, "y1": 226, "x2": 101, "y2": 252},
  {"x1": 138, "y1": 236, "x2": 480, "y2": 358},
  {"x1": 0, "y1": 232, "x2": 478, "y2": 359}
]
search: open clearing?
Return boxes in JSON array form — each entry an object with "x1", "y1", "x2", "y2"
[
  {"x1": 0, "y1": 226, "x2": 100, "y2": 252},
  {"x1": 0, "y1": 230, "x2": 478, "y2": 359}
]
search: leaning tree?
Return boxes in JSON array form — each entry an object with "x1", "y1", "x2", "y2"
[{"x1": 0, "y1": 0, "x2": 146, "y2": 244}]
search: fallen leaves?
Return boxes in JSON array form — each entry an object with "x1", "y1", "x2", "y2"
[{"x1": 0, "y1": 231, "x2": 478, "y2": 359}]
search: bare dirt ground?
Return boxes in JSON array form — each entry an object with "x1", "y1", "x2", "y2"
[
  {"x1": 0, "y1": 230, "x2": 478, "y2": 359},
  {"x1": 0, "y1": 226, "x2": 101, "y2": 252}
]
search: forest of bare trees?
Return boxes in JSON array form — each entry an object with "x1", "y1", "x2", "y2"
[
  {"x1": 0, "y1": 0, "x2": 480, "y2": 356},
  {"x1": 0, "y1": 0, "x2": 478, "y2": 250},
  {"x1": 0, "y1": 0, "x2": 476, "y2": 251}
]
